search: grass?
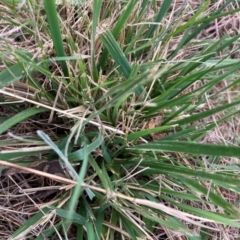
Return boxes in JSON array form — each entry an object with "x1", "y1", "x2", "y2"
[{"x1": 0, "y1": 0, "x2": 240, "y2": 239}]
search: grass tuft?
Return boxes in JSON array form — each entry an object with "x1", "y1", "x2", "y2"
[{"x1": 0, "y1": 0, "x2": 240, "y2": 239}]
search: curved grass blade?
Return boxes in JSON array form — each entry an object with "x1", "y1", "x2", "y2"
[
  {"x1": 86, "y1": 70, "x2": 150, "y2": 125},
  {"x1": 100, "y1": 30, "x2": 145, "y2": 96},
  {"x1": 0, "y1": 107, "x2": 49, "y2": 135},
  {"x1": 66, "y1": 141, "x2": 92, "y2": 225},
  {"x1": 169, "y1": 0, "x2": 210, "y2": 58},
  {"x1": 37, "y1": 130, "x2": 95, "y2": 199},
  {"x1": 37, "y1": 130, "x2": 78, "y2": 179}
]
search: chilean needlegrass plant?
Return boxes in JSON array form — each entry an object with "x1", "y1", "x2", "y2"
[{"x1": 0, "y1": 0, "x2": 240, "y2": 239}]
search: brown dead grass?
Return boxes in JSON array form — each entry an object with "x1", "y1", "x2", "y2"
[{"x1": 0, "y1": 173, "x2": 64, "y2": 238}]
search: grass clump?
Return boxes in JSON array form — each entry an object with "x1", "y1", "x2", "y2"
[{"x1": 0, "y1": 0, "x2": 240, "y2": 239}]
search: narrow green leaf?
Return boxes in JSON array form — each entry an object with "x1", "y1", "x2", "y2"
[
  {"x1": 52, "y1": 208, "x2": 86, "y2": 225},
  {"x1": 138, "y1": 181, "x2": 200, "y2": 201},
  {"x1": 43, "y1": 0, "x2": 68, "y2": 76},
  {"x1": 101, "y1": 141, "x2": 112, "y2": 163},
  {"x1": 0, "y1": 64, "x2": 25, "y2": 88},
  {"x1": 67, "y1": 141, "x2": 90, "y2": 218},
  {"x1": 170, "y1": 0, "x2": 210, "y2": 58},
  {"x1": 37, "y1": 130, "x2": 95, "y2": 199},
  {"x1": 91, "y1": 0, "x2": 102, "y2": 81},
  {"x1": 100, "y1": 30, "x2": 131, "y2": 78},
  {"x1": 37, "y1": 130, "x2": 78, "y2": 179},
  {"x1": 174, "y1": 0, "x2": 232, "y2": 50},
  {"x1": 88, "y1": 71, "x2": 151, "y2": 125},
  {"x1": 85, "y1": 216, "x2": 96, "y2": 240},
  {"x1": 145, "y1": 0, "x2": 173, "y2": 39},
  {"x1": 182, "y1": 178, "x2": 238, "y2": 216},
  {"x1": 88, "y1": 155, "x2": 112, "y2": 191},
  {"x1": 195, "y1": 8, "x2": 240, "y2": 26},
  {"x1": 120, "y1": 215, "x2": 138, "y2": 240},
  {"x1": 96, "y1": 203, "x2": 110, "y2": 237},
  {"x1": 200, "y1": 228, "x2": 211, "y2": 240},
  {"x1": 122, "y1": 202, "x2": 196, "y2": 237},
  {"x1": 133, "y1": 159, "x2": 240, "y2": 186},
  {"x1": 0, "y1": 149, "x2": 51, "y2": 160},
  {"x1": 98, "y1": 0, "x2": 138, "y2": 69},
  {"x1": 172, "y1": 100, "x2": 240, "y2": 125},
  {"x1": 99, "y1": 76, "x2": 145, "y2": 108},
  {"x1": 136, "y1": 0, "x2": 173, "y2": 57},
  {"x1": 35, "y1": 223, "x2": 62, "y2": 240},
  {"x1": 11, "y1": 208, "x2": 51, "y2": 239},
  {"x1": 179, "y1": 35, "x2": 240, "y2": 77},
  {"x1": 0, "y1": 107, "x2": 49, "y2": 135},
  {"x1": 68, "y1": 133, "x2": 103, "y2": 161},
  {"x1": 160, "y1": 194, "x2": 237, "y2": 228},
  {"x1": 127, "y1": 125, "x2": 177, "y2": 141},
  {"x1": 131, "y1": 140, "x2": 240, "y2": 157}
]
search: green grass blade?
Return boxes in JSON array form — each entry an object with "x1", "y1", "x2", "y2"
[
  {"x1": 182, "y1": 178, "x2": 238, "y2": 216},
  {"x1": 131, "y1": 140, "x2": 240, "y2": 157},
  {"x1": 67, "y1": 141, "x2": 92, "y2": 220},
  {"x1": 34, "y1": 223, "x2": 62, "y2": 240},
  {"x1": 2, "y1": 1, "x2": 240, "y2": 238},
  {"x1": 175, "y1": 0, "x2": 234, "y2": 50},
  {"x1": 162, "y1": 194, "x2": 240, "y2": 227},
  {"x1": 11, "y1": 208, "x2": 51, "y2": 239},
  {"x1": 89, "y1": 155, "x2": 112, "y2": 190},
  {"x1": 37, "y1": 130, "x2": 78, "y2": 179},
  {"x1": 0, "y1": 63, "x2": 25, "y2": 88},
  {"x1": 120, "y1": 215, "x2": 138, "y2": 240},
  {"x1": 43, "y1": 0, "x2": 68, "y2": 76},
  {"x1": 145, "y1": 0, "x2": 173, "y2": 39},
  {"x1": 85, "y1": 219, "x2": 96, "y2": 240},
  {"x1": 98, "y1": 0, "x2": 138, "y2": 69},
  {"x1": 51, "y1": 207, "x2": 86, "y2": 225},
  {"x1": 0, "y1": 107, "x2": 49, "y2": 135},
  {"x1": 171, "y1": 100, "x2": 240, "y2": 125},
  {"x1": 89, "y1": 71, "x2": 150, "y2": 123},
  {"x1": 100, "y1": 30, "x2": 131, "y2": 78},
  {"x1": 0, "y1": 148, "x2": 51, "y2": 160},
  {"x1": 37, "y1": 130, "x2": 95, "y2": 199},
  {"x1": 169, "y1": 0, "x2": 210, "y2": 58},
  {"x1": 91, "y1": 0, "x2": 102, "y2": 81},
  {"x1": 135, "y1": 0, "x2": 173, "y2": 57},
  {"x1": 83, "y1": 198, "x2": 97, "y2": 240},
  {"x1": 127, "y1": 125, "x2": 177, "y2": 141},
  {"x1": 130, "y1": 160, "x2": 240, "y2": 186},
  {"x1": 68, "y1": 133, "x2": 103, "y2": 161}
]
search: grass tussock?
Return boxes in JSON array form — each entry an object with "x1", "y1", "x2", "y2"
[{"x1": 0, "y1": 0, "x2": 240, "y2": 239}]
